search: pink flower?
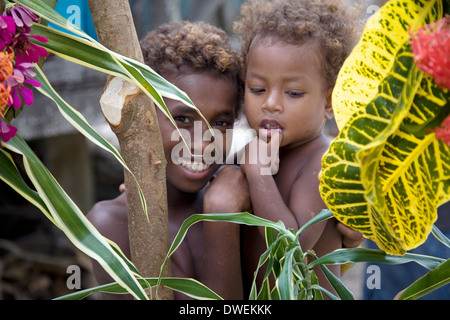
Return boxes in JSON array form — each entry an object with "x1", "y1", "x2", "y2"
[
  {"x1": 435, "y1": 115, "x2": 450, "y2": 146},
  {"x1": 14, "y1": 32, "x2": 48, "y2": 63},
  {"x1": 0, "y1": 16, "x2": 16, "y2": 50},
  {"x1": 4, "y1": 4, "x2": 39, "y2": 29},
  {"x1": 7, "y1": 55, "x2": 41, "y2": 108},
  {"x1": 410, "y1": 16, "x2": 450, "y2": 90},
  {"x1": 2, "y1": 5, "x2": 48, "y2": 64},
  {"x1": 0, "y1": 119, "x2": 17, "y2": 144}
]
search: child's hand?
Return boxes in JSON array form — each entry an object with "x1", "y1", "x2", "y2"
[
  {"x1": 337, "y1": 222, "x2": 365, "y2": 248},
  {"x1": 203, "y1": 166, "x2": 251, "y2": 213},
  {"x1": 240, "y1": 130, "x2": 281, "y2": 176}
]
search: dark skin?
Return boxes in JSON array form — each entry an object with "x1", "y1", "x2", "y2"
[
  {"x1": 240, "y1": 39, "x2": 344, "y2": 295},
  {"x1": 88, "y1": 71, "x2": 247, "y2": 300},
  {"x1": 88, "y1": 70, "x2": 364, "y2": 300}
]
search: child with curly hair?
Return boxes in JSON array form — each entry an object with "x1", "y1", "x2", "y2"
[
  {"x1": 88, "y1": 21, "x2": 248, "y2": 300},
  {"x1": 234, "y1": 0, "x2": 362, "y2": 295}
]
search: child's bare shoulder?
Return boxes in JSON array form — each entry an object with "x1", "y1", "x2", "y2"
[{"x1": 87, "y1": 193, "x2": 128, "y2": 239}]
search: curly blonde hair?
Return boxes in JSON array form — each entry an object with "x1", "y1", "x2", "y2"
[
  {"x1": 140, "y1": 21, "x2": 243, "y2": 111},
  {"x1": 234, "y1": 0, "x2": 363, "y2": 87}
]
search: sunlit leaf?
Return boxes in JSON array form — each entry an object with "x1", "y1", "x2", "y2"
[
  {"x1": 309, "y1": 248, "x2": 445, "y2": 270},
  {"x1": 55, "y1": 277, "x2": 223, "y2": 300},
  {"x1": 319, "y1": 0, "x2": 450, "y2": 255},
  {"x1": 1, "y1": 135, "x2": 149, "y2": 300},
  {"x1": 398, "y1": 258, "x2": 450, "y2": 300}
]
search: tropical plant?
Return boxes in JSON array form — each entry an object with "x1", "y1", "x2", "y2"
[
  {"x1": 0, "y1": 0, "x2": 449, "y2": 301},
  {"x1": 318, "y1": 0, "x2": 450, "y2": 298},
  {"x1": 0, "y1": 0, "x2": 198, "y2": 300},
  {"x1": 319, "y1": 0, "x2": 450, "y2": 256}
]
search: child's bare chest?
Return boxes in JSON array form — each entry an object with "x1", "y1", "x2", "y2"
[
  {"x1": 169, "y1": 219, "x2": 206, "y2": 279},
  {"x1": 273, "y1": 151, "x2": 306, "y2": 203}
]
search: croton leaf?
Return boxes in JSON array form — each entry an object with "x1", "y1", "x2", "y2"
[{"x1": 319, "y1": 0, "x2": 450, "y2": 255}]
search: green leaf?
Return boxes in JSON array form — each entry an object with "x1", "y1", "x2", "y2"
[
  {"x1": 0, "y1": 148, "x2": 53, "y2": 224},
  {"x1": 310, "y1": 285, "x2": 339, "y2": 301},
  {"x1": 159, "y1": 212, "x2": 287, "y2": 281},
  {"x1": 276, "y1": 247, "x2": 296, "y2": 300},
  {"x1": 318, "y1": 264, "x2": 355, "y2": 300},
  {"x1": 398, "y1": 258, "x2": 450, "y2": 300},
  {"x1": 55, "y1": 277, "x2": 222, "y2": 301},
  {"x1": 309, "y1": 248, "x2": 445, "y2": 270},
  {"x1": 319, "y1": 0, "x2": 450, "y2": 255},
  {"x1": 332, "y1": 0, "x2": 444, "y2": 130},
  {"x1": 296, "y1": 209, "x2": 333, "y2": 238},
  {"x1": 1, "y1": 135, "x2": 148, "y2": 300},
  {"x1": 32, "y1": 65, "x2": 148, "y2": 220},
  {"x1": 432, "y1": 225, "x2": 450, "y2": 249}
]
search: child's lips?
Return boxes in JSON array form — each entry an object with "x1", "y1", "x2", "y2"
[
  {"x1": 178, "y1": 158, "x2": 211, "y2": 173},
  {"x1": 259, "y1": 119, "x2": 283, "y2": 141}
]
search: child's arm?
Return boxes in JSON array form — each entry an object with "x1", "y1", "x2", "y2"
[
  {"x1": 87, "y1": 193, "x2": 134, "y2": 300},
  {"x1": 202, "y1": 166, "x2": 250, "y2": 300},
  {"x1": 240, "y1": 135, "x2": 332, "y2": 252}
]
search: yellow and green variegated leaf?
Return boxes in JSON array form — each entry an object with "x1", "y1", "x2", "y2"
[
  {"x1": 333, "y1": 0, "x2": 443, "y2": 130},
  {"x1": 320, "y1": 0, "x2": 450, "y2": 255}
]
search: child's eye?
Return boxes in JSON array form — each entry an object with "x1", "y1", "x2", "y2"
[
  {"x1": 175, "y1": 116, "x2": 192, "y2": 124},
  {"x1": 287, "y1": 91, "x2": 305, "y2": 98},
  {"x1": 213, "y1": 120, "x2": 231, "y2": 128},
  {"x1": 249, "y1": 88, "x2": 265, "y2": 95}
]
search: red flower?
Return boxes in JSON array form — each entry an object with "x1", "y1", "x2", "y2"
[
  {"x1": 410, "y1": 15, "x2": 450, "y2": 90},
  {"x1": 435, "y1": 115, "x2": 450, "y2": 146}
]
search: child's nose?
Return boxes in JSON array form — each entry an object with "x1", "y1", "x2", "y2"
[
  {"x1": 191, "y1": 121, "x2": 215, "y2": 156},
  {"x1": 262, "y1": 91, "x2": 283, "y2": 113}
]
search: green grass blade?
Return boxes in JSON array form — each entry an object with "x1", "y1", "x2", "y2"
[
  {"x1": 432, "y1": 225, "x2": 450, "y2": 249},
  {"x1": 398, "y1": 258, "x2": 450, "y2": 300},
  {"x1": 0, "y1": 148, "x2": 54, "y2": 224},
  {"x1": 55, "y1": 277, "x2": 222, "y2": 300},
  {"x1": 309, "y1": 248, "x2": 445, "y2": 270},
  {"x1": 2, "y1": 136, "x2": 148, "y2": 300},
  {"x1": 276, "y1": 247, "x2": 296, "y2": 300},
  {"x1": 33, "y1": 65, "x2": 148, "y2": 218},
  {"x1": 310, "y1": 285, "x2": 339, "y2": 300},
  {"x1": 318, "y1": 263, "x2": 355, "y2": 300},
  {"x1": 160, "y1": 212, "x2": 287, "y2": 279},
  {"x1": 296, "y1": 209, "x2": 333, "y2": 238}
]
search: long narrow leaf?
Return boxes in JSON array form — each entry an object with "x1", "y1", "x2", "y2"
[
  {"x1": 318, "y1": 264, "x2": 355, "y2": 300},
  {"x1": 310, "y1": 285, "x2": 339, "y2": 301},
  {"x1": 33, "y1": 65, "x2": 147, "y2": 217},
  {"x1": 2, "y1": 136, "x2": 148, "y2": 300},
  {"x1": 309, "y1": 248, "x2": 445, "y2": 270},
  {"x1": 0, "y1": 148, "x2": 53, "y2": 224},
  {"x1": 296, "y1": 209, "x2": 333, "y2": 238},
  {"x1": 398, "y1": 258, "x2": 450, "y2": 300},
  {"x1": 29, "y1": 23, "x2": 206, "y2": 150},
  {"x1": 432, "y1": 225, "x2": 450, "y2": 249},
  {"x1": 159, "y1": 212, "x2": 287, "y2": 280},
  {"x1": 55, "y1": 277, "x2": 222, "y2": 301},
  {"x1": 276, "y1": 247, "x2": 296, "y2": 300}
]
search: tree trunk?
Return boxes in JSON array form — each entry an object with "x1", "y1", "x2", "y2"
[{"x1": 87, "y1": 0, "x2": 173, "y2": 300}]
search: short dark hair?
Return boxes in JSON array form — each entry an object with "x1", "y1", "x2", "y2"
[
  {"x1": 234, "y1": 0, "x2": 363, "y2": 87},
  {"x1": 140, "y1": 21, "x2": 243, "y2": 113}
]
